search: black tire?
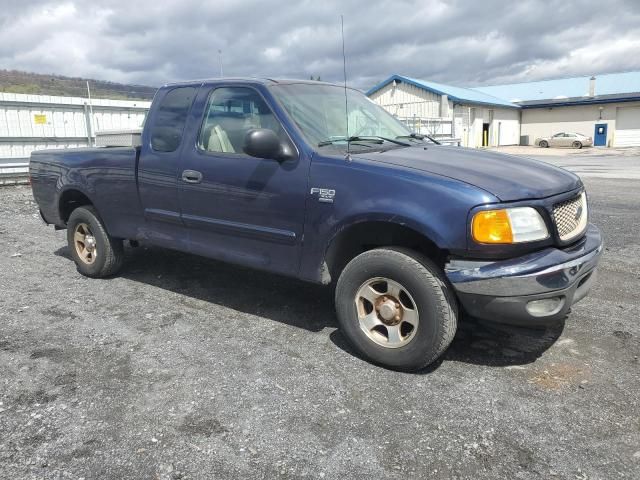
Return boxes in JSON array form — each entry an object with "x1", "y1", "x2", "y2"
[
  {"x1": 335, "y1": 247, "x2": 457, "y2": 371},
  {"x1": 67, "y1": 206, "x2": 124, "y2": 278},
  {"x1": 573, "y1": 141, "x2": 583, "y2": 149},
  {"x1": 539, "y1": 140, "x2": 549, "y2": 148}
]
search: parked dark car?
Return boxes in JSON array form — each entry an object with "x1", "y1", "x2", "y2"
[{"x1": 30, "y1": 78, "x2": 602, "y2": 371}]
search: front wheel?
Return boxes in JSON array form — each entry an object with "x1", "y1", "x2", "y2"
[
  {"x1": 539, "y1": 140, "x2": 549, "y2": 148},
  {"x1": 67, "y1": 206, "x2": 124, "y2": 278},
  {"x1": 572, "y1": 141, "x2": 583, "y2": 149},
  {"x1": 335, "y1": 248, "x2": 457, "y2": 371}
]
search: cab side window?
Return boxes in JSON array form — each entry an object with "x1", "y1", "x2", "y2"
[
  {"x1": 150, "y1": 87, "x2": 197, "y2": 152},
  {"x1": 198, "y1": 87, "x2": 285, "y2": 154}
]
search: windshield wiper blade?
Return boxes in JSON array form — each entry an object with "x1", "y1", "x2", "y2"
[
  {"x1": 318, "y1": 136, "x2": 381, "y2": 147},
  {"x1": 318, "y1": 135, "x2": 410, "y2": 147},
  {"x1": 356, "y1": 135, "x2": 411, "y2": 146},
  {"x1": 396, "y1": 133, "x2": 441, "y2": 145},
  {"x1": 397, "y1": 133, "x2": 425, "y2": 140}
]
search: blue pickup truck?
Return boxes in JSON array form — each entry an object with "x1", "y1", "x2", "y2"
[{"x1": 30, "y1": 78, "x2": 602, "y2": 370}]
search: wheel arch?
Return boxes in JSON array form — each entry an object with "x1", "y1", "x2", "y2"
[
  {"x1": 58, "y1": 187, "x2": 95, "y2": 225},
  {"x1": 322, "y1": 218, "x2": 448, "y2": 284}
]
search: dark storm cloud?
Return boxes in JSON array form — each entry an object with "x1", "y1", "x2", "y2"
[{"x1": 0, "y1": 0, "x2": 639, "y2": 90}]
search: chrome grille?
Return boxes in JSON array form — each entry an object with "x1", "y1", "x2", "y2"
[{"x1": 553, "y1": 193, "x2": 587, "y2": 241}]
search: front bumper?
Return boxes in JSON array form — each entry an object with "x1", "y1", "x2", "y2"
[{"x1": 445, "y1": 224, "x2": 603, "y2": 326}]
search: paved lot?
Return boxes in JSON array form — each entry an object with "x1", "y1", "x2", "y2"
[
  {"x1": 1, "y1": 155, "x2": 639, "y2": 479},
  {"x1": 492, "y1": 146, "x2": 640, "y2": 179}
]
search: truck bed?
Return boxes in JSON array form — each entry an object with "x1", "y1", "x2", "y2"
[{"x1": 30, "y1": 146, "x2": 143, "y2": 238}]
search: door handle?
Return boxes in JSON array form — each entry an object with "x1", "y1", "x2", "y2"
[{"x1": 181, "y1": 170, "x2": 203, "y2": 184}]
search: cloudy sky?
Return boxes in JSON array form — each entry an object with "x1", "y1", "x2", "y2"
[{"x1": 1, "y1": 0, "x2": 639, "y2": 89}]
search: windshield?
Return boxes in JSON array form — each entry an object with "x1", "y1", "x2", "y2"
[{"x1": 270, "y1": 83, "x2": 414, "y2": 149}]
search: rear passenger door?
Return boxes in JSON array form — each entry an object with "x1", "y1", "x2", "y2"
[
  {"x1": 138, "y1": 85, "x2": 197, "y2": 249},
  {"x1": 563, "y1": 133, "x2": 576, "y2": 147},
  {"x1": 178, "y1": 85, "x2": 309, "y2": 276}
]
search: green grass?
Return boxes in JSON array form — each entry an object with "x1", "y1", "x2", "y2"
[{"x1": 0, "y1": 70, "x2": 156, "y2": 101}]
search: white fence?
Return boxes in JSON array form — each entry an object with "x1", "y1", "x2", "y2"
[
  {"x1": 0, "y1": 92, "x2": 151, "y2": 182},
  {"x1": 396, "y1": 116, "x2": 460, "y2": 145},
  {"x1": 397, "y1": 116, "x2": 453, "y2": 137}
]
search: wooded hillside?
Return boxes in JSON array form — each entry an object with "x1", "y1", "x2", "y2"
[{"x1": 0, "y1": 70, "x2": 157, "y2": 100}]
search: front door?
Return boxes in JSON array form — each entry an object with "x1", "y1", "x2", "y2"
[
  {"x1": 594, "y1": 123, "x2": 607, "y2": 146},
  {"x1": 178, "y1": 85, "x2": 308, "y2": 276}
]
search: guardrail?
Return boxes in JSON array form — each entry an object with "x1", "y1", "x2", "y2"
[
  {"x1": 0, "y1": 158, "x2": 29, "y2": 185},
  {"x1": 437, "y1": 137, "x2": 462, "y2": 146}
]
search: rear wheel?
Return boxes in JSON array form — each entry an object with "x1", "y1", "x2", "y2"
[
  {"x1": 335, "y1": 247, "x2": 457, "y2": 371},
  {"x1": 572, "y1": 141, "x2": 583, "y2": 149},
  {"x1": 67, "y1": 206, "x2": 124, "y2": 278},
  {"x1": 539, "y1": 140, "x2": 549, "y2": 148}
]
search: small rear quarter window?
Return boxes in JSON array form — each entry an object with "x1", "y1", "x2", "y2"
[{"x1": 150, "y1": 86, "x2": 197, "y2": 152}]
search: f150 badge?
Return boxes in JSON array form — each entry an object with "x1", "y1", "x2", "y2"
[{"x1": 310, "y1": 187, "x2": 336, "y2": 203}]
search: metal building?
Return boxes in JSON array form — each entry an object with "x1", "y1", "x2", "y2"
[
  {"x1": 475, "y1": 71, "x2": 640, "y2": 147},
  {"x1": 0, "y1": 92, "x2": 150, "y2": 182},
  {"x1": 366, "y1": 75, "x2": 521, "y2": 148},
  {"x1": 368, "y1": 72, "x2": 640, "y2": 149}
]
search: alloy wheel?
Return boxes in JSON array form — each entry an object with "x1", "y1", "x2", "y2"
[
  {"x1": 73, "y1": 222, "x2": 98, "y2": 265},
  {"x1": 355, "y1": 277, "x2": 419, "y2": 348}
]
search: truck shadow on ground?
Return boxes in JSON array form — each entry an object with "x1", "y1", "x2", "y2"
[
  {"x1": 330, "y1": 320, "x2": 564, "y2": 372},
  {"x1": 55, "y1": 244, "x2": 564, "y2": 371}
]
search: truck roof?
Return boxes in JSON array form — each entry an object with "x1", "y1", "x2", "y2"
[{"x1": 161, "y1": 77, "x2": 346, "y2": 89}]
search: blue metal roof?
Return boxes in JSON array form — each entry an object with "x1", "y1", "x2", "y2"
[
  {"x1": 474, "y1": 71, "x2": 640, "y2": 102},
  {"x1": 366, "y1": 74, "x2": 520, "y2": 109}
]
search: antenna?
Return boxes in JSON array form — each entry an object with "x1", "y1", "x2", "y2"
[{"x1": 340, "y1": 15, "x2": 351, "y2": 159}]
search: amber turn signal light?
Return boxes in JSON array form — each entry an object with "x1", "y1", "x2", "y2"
[{"x1": 472, "y1": 209, "x2": 514, "y2": 244}]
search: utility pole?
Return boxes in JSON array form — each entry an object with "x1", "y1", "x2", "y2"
[
  {"x1": 218, "y1": 50, "x2": 224, "y2": 78},
  {"x1": 86, "y1": 81, "x2": 94, "y2": 146}
]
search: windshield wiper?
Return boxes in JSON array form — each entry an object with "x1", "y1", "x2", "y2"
[
  {"x1": 318, "y1": 136, "x2": 379, "y2": 147},
  {"x1": 396, "y1": 133, "x2": 441, "y2": 145},
  {"x1": 318, "y1": 135, "x2": 410, "y2": 147}
]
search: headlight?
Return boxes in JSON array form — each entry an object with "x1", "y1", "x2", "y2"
[{"x1": 472, "y1": 207, "x2": 549, "y2": 244}]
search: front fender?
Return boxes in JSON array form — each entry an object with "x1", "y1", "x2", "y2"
[{"x1": 297, "y1": 154, "x2": 497, "y2": 283}]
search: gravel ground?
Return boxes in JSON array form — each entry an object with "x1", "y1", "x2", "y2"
[{"x1": 0, "y1": 177, "x2": 639, "y2": 480}]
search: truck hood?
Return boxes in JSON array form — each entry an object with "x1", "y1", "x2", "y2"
[{"x1": 362, "y1": 145, "x2": 581, "y2": 202}]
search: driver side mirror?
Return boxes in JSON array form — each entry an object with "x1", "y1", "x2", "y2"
[{"x1": 243, "y1": 129, "x2": 293, "y2": 161}]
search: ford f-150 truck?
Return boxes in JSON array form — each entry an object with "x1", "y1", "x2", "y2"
[{"x1": 30, "y1": 78, "x2": 602, "y2": 371}]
